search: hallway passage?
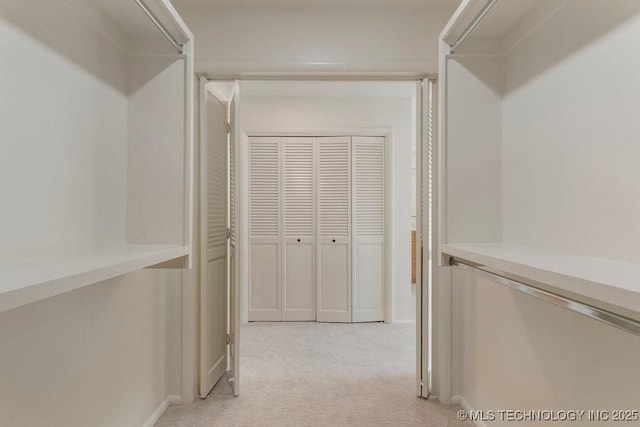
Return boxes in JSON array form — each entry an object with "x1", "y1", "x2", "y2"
[{"x1": 157, "y1": 322, "x2": 469, "y2": 426}]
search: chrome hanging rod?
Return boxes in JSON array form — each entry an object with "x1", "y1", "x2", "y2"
[
  {"x1": 135, "y1": 0, "x2": 184, "y2": 54},
  {"x1": 451, "y1": 259, "x2": 640, "y2": 337},
  {"x1": 449, "y1": 0, "x2": 499, "y2": 53}
]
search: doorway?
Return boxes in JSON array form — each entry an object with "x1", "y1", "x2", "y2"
[{"x1": 196, "y1": 79, "x2": 435, "y2": 403}]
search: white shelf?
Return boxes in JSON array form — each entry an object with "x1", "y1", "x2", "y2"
[
  {"x1": 442, "y1": 243, "x2": 640, "y2": 320},
  {"x1": 442, "y1": 0, "x2": 562, "y2": 54},
  {"x1": 0, "y1": 245, "x2": 190, "y2": 314}
]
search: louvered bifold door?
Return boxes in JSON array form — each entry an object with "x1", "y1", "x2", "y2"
[
  {"x1": 200, "y1": 92, "x2": 228, "y2": 397},
  {"x1": 248, "y1": 137, "x2": 282, "y2": 321},
  {"x1": 317, "y1": 136, "x2": 352, "y2": 323},
  {"x1": 282, "y1": 138, "x2": 316, "y2": 321},
  {"x1": 352, "y1": 136, "x2": 385, "y2": 322}
]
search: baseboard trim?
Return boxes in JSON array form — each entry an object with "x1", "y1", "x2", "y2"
[
  {"x1": 142, "y1": 395, "x2": 182, "y2": 427},
  {"x1": 452, "y1": 395, "x2": 487, "y2": 427}
]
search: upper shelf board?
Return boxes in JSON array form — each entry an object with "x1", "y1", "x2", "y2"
[
  {"x1": 0, "y1": 245, "x2": 190, "y2": 314},
  {"x1": 441, "y1": 0, "x2": 555, "y2": 52},
  {"x1": 93, "y1": 0, "x2": 191, "y2": 42}
]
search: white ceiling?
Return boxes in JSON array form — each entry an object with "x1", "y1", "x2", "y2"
[{"x1": 172, "y1": 0, "x2": 460, "y2": 7}]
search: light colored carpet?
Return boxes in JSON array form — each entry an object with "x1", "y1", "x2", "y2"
[{"x1": 156, "y1": 322, "x2": 469, "y2": 427}]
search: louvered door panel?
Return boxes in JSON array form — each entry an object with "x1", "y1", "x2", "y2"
[
  {"x1": 200, "y1": 92, "x2": 228, "y2": 397},
  {"x1": 282, "y1": 137, "x2": 315, "y2": 321},
  {"x1": 248, "y1": 137, "x2": 281, "y2": 321},
  {"x1": 355, "y1": 140, "x2": 384, "y2": 236},
  {"x1": 249, "y1": 140, "x2": 280, "y2": 238},
  {"x1": 207, "y1": 94, "x2": 228, "y2": 251},
  {"x1": 317, "y1": 136, "x2": 351, "y2": 323},
  {"x1": 353, "y1": 136, "x2": 385, "y2": 322},
  {"x1": 229, "y1": 107, "x2": 236, "y2": 248},
  {"x1": 284, "y1": 138, "x2": 314, "y2": 237},
  {"x1": 318, "y1": 139, "x2": 350, "y2": 237}
]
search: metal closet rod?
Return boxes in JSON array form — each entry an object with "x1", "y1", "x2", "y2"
[
  {"x1": 450, "y1": 259, "x2": 640, "y2": 337},
  {"x1": 449, "y1": 0, "x2": 499, "y2": 53},
  {"x1": 135, "y1": 0, "x2": 184, "y2": 54}
]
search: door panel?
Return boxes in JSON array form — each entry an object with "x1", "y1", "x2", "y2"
[
  {"x1": 248, "y1": 136, "x2": 281, "y2": 322},
  {"x1": 352, "y1": 136, "x2": 385, "y2": 322},
  {"x1": 204, "y1": 251, "x2": 227, "y2": 381},
  {"x1": 354, "y1": 237, "x2": 384, "y2": 322},
  {"x1": 318, "y1": 238, "x2": 351, "y2": 322},
  {"x1": 317, "y1": 136, "x2": 351, "y2": 323},
  {"x1": 283, "y1": 239, "x2": 315, "y2": 321},
  {"x1": 199, "y1": 85, "x2": 228, "y2": 397},
  {"x1": 249, "y1": 242, "x2": 281, "y2": 320},
  {"x1": 282, "y1": 137, "x2": 315, "y2": 321}
]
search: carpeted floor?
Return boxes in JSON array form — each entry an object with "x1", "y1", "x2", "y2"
[{"x1": 156, "y1": 322, "x2": 469, "y2": 426}]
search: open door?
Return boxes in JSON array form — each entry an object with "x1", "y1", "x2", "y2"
[
  {"x1": 227, "y1": 81, "x2": 241, "y2": 396},
  {"x1": 199, "y1": 78, "x2": 230, "y2": 397}
]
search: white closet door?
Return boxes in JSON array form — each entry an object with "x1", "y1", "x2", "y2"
[
  {"x1": 282, "y1": 137, "x2": 316, "y2": 321},
  {"x1": 248, "y1": 137, "x2": 282, "y2": 321},
  {"x1": 317, "y1": 136, "x2": 352, "y2": 323},
  {"x1": 352, "y1": 136, "x2": 385, "y2": 322},
  {"x1": 200, "y1": 90, "x2": 228, "y2": 397}
]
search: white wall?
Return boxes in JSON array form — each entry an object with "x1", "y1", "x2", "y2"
[
  {"x1": 502, "y1": 0, "x2": 640, "y2": 262},
  {"x1": 445, "y1": 57, "x2": 503, "y2": 244},
  {"x1": 0, "y1": 271, "x2": 182, "y2": 427},
  {"x1": 0, "y1": 6, "x2": 128, "y2": 260},
  {"x1": 448, "y1": 1, "x2": 640, "y2": 419},
  {"x1": 173, "y1": 2, "x2": 456, "y2": 76},
  {"x1": 0, "y1": 5, "x2": 182, "y2": 425},
  {"x1": 240, "y1": 90, "x2": 416, "y2": 322},
  {"x1": 452, "y1": 268, "x2": 640, "y2": 425}
]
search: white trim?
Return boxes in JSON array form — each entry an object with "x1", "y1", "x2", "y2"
[
  {"x1": 240, "y1": 131, "x2": 250, "y2": 325},
  {"x1": 142, "y1": 395, "x2": 182, "y2": 427},
  {"x1": 244, "y1": 128, "x2": 392, "y2": 137},
  {"x1": 415, "y1": 80, "x2": 423, "y2": 396},
  {"x1": 431, "y1": 37, "x2": 453, "y2": 405},
  {"x1": 383, "y1": 130, "x2": 394, "y2": 325},
  {"x1": 198, "y1": 76, "x2": 209, "y2": 398},
  {"x1": 451, "y1": 395, "x2": 487, "y2": 427},
  {"x1": 231, "y1": 80, "x2": 243, "y2": 396},
  {"x1": 202, "y1": 73, "x2": 438, "y2": 82},
  {"x1": 178, "y1": 12, "x2": 196, "y2": 403}
]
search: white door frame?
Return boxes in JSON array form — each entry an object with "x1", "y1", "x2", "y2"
[
  {"x1": 415, "y1": 81, "x2": 424, "y2": 397},
  {"x1": 416, "y1": 78, "x2": 437, "y2": 399},
  {"x1": 242, "y1": 129, "x2": 394, "y2": 324},
  {"x1": 185, "y1": 78, "x2": 433, "y2": 402}
]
